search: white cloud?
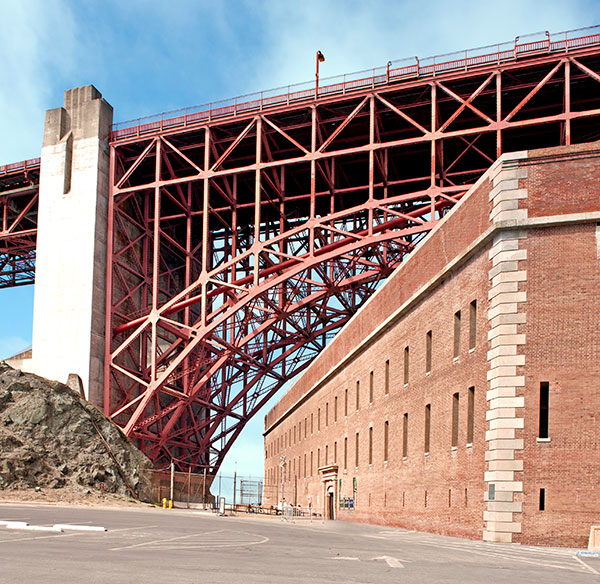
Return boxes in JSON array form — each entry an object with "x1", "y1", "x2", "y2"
[
  {"x1": 0, "y1": 0, "x2": 77, "y2": 163},
  {"x1": 244, "y1": 0, "x2": 595, "y2": 92}
]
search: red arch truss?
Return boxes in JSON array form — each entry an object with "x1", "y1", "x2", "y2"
[{"x1": 105, "y1": 34, "x2": 600, "y2": 471}]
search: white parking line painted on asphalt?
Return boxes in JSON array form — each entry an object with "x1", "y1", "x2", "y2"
[
  {"x1": 372, "y1": 556, "x2": 409, "y2": 568},
  {"x1": 144, "y1": 542, "x2": 270, "y2": 551},
  {"x1": 423, "y1": 538, "x2": 579, "y2": 563},
  {"x1": 367, "y1": 530, "x2": 590, "y2": 575},
  {"x1": 110, "y1": 529, "x2": 270, "y2": 552},
  {"x1": 573, "y1": 555, "x2": 600, "y2": 576},
  {"x1": 136, "y1": 532, "x2": 271, "y2": 552},
  {"x1": 510, "y1": 544, "x2": 579, "y2": 557},
  {"x1": 109, "y1": 525, "x2": 158, "y2": 533},
  {"x1": 418, "y1": 540, "x2": 589, "y2": 574},
  {"x1": 364, "y1": 533, "x2": 416, "y2": 540},
  {"x1": 328, "y1": 555, "x2": 410, "y2": 568},
  {"x1": 0, "y1": 532, "x2": 79, "y2": 544}
]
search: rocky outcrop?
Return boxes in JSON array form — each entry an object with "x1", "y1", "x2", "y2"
[{"x1": 0, "y1": 362, "x2": 152, "y2": 498}]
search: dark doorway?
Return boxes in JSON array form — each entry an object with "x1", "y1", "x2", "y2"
[{"x1": 328, "y1": 490, "x2": 335, "y2": 520}]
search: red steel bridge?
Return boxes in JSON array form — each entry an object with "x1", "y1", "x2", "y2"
[
  {"x1": 0, "y1": 158, "x2": 39, "y2": 287},
  {"x1": 2, "y1": 27, "x2": 600, "y2": 472}
]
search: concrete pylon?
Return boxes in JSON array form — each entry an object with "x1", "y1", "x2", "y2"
[{"x1": 22, "y1": 86, "x2": 113, "y2": 405}]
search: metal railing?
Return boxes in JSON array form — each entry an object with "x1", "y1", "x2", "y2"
[
  {"x1": 282, "y1": 504, "x2": 323, "y2": 522},
  {"x1": 0, "y1": 158, "x2": 40, "y2": 176},
  {"x1": 111, "y1": 25, "x2": 600, "y2": 141}
]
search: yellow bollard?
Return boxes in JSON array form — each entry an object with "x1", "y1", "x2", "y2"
[
  {"x1": 162, "y1": 498, "x2": 167, "y2": 509},
  {"x1": 169, "y1": 499, "x2": 173, "y2": 509}
]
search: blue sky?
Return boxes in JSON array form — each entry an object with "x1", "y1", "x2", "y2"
[{"x1": 0, "y1": 0, "x2": 597, "y2": 477}]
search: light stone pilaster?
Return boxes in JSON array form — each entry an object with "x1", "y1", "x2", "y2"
[{"x1": 483, "y1": 152, "x2": 528, "y2": 543}]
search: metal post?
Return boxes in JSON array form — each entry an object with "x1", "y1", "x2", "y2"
[
  {"x1": 233, "y1": 471, "x2": 237, "y2": 512},
  {"x1": 203, "y1": 467, "x2": 207, "y2": 507},
  {"x1": 187, "y1": 466, "x2": 191, "y2": 509},
  {"x1": 170, "y1": 461, "x2": 174, "y2": 506}
]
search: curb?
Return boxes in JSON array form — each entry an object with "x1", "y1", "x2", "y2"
[
  {"x1": 3, "y1": 522, "x2": 62, "y2": 532},
  {"x1": 1, "y1": 520, "x2": 106, "y2": 532},
  {"x1": 53, "y1": 524, "x2": 106, "y2": 532}
]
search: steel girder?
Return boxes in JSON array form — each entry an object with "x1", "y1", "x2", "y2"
[
  {"x1": 106, "y1": 43, "x2": 600, "y2": 473},
  {"x1": 0, "y1": 161, "x2": 40, "y2": 288}
]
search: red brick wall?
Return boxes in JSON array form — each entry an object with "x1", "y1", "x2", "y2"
[
  {"x1": 518, "y1": 223, "x2": 600, "y2": 547},
  {"x1": 525, "y1": 143, "x2": 600, "y2": 218},
  {"x1": 330, "y1": 248, "x2": 489, "y2": 538}
]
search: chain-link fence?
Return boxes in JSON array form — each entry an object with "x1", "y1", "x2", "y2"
[
  {"x1": 139, "y1": 469, "x2": 266, "y2": 511},
  {"x1": 139, "y1": 469, "x2": 215, "y2": 507},
  {"x1": 138, "y1": 471, "x2": 321, "y2": 519}
]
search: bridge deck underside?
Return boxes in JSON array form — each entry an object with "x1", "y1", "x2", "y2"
[
  {"x1": 107, "y1": 48, "x2": 600, "y2": 472},
  {"x1": 0, "y1": 166, "x2": 39, "y2": 288}
]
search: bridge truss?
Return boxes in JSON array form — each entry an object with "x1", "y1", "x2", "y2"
[
  {"x1": 0, "y1": 160, "x2": 40, "y2": 288},
  {"x1": 100, "y1": 30, "x2": 600, "y2": 471}
]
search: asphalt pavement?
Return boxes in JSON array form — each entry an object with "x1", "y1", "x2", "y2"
[{"x1": 0, "y1": 503, "x2": 598, "y2": 583}]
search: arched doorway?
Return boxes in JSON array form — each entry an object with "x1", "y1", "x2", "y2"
[
  {"x1": 327, "y1": 486, "x2": 335, "y2": 520},
  {"x1": 318, "y1": 464, "x2": 338, "y2": 520}
]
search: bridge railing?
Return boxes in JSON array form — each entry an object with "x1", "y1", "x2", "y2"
[
  {"x1": 0, "y1": 158, "x2": 40, "y2": 176},
  {"x1": 111, "y1": 25, "x2": 600, "y2": 142},
  {"x1": 3, "y1": 28, "x2": 600, "y2": 171}
]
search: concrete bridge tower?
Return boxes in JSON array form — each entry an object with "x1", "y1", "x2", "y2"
[{"x1": 17, "y1": 86, "x2": 112, "y2": 405}]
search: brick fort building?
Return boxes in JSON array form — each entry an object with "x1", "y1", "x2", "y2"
[{"x1": 264, "y1": 143, "x2": 600, "y2": 548}]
